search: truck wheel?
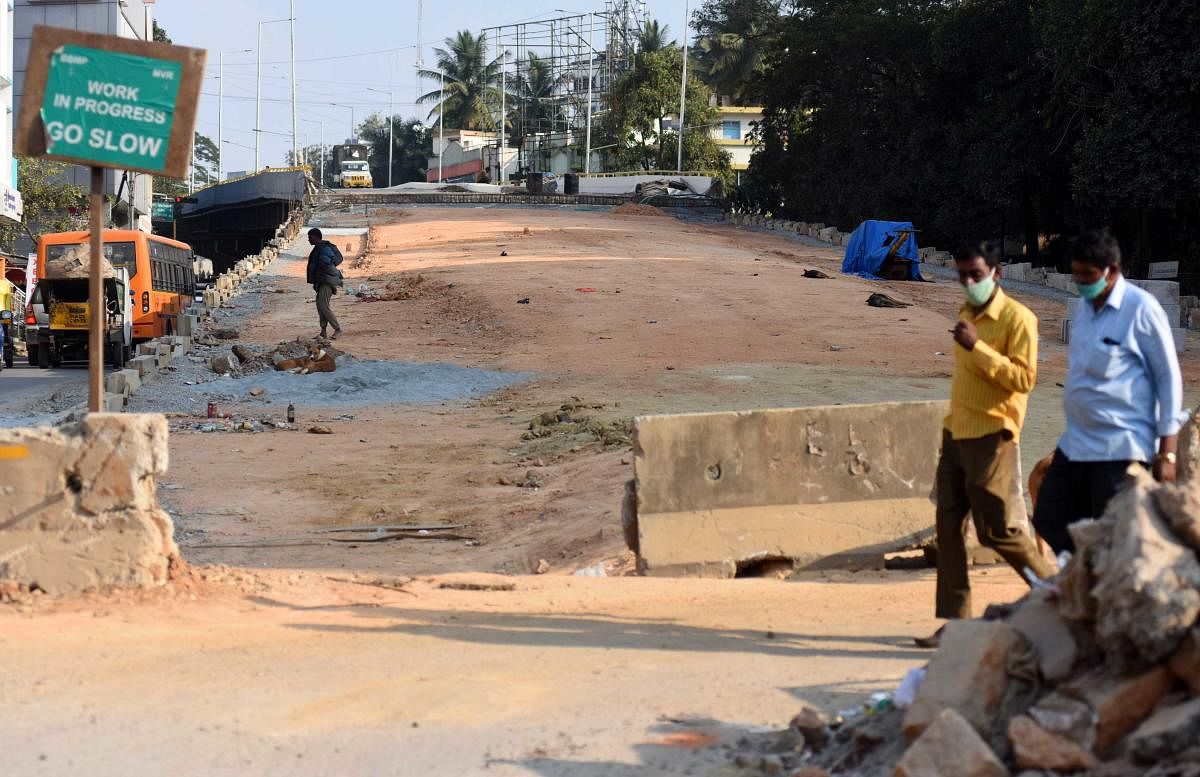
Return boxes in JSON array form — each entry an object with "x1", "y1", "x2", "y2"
[{"x1": 37, "y1": 342, "x2": 50, "y2": 369}]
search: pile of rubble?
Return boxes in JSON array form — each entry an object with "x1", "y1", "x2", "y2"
[
  {"x1": 736, "y1": 468, "x2": 1200, "y2": 776},
  {"x1": 208, "y1": 337, "x2": 345, "y2": 377}
]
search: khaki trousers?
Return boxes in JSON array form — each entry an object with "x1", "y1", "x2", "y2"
[
  {"x1": 315, "y1": 283, "x2": 340, "y2": 334},
  {"x1": 935, "y1": 430, "x2": 1056, "y2": 619}
]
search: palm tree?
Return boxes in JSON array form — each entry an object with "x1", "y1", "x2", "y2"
[
  {"x1": 695, "y1": 31, "x2": 763, "y2": 103},
  {"x1": 509, "y1": 53, "x2": 569, "y2": 140},
  {"x1": 638, "y1": 20, "x2": 671, "y2": 55},
  {"x1": 418, "y1": 31, "x2": 503, "y2": 131}
]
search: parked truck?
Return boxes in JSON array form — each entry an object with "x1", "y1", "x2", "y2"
[
  {"x1": 37, "y1": 244, "x2": 132, "y2": 369},
  {"x1": 332, "y1": 143, "x2": 374, "y2": 188}
]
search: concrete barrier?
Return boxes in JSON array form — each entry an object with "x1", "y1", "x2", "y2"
[
  {"x1": 0, "y1": 414, "x2": 178, "y2": 594},
  {"x1": 129, "y1": 354, "x2": 158, "y2": 379},
  {"x1": 625, "y1": 401, "x2": 948, "y2": 576}
]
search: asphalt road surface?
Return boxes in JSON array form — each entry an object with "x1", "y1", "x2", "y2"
[{"x1": 0, "y1": 360, "x2": 86, "y2": 424}]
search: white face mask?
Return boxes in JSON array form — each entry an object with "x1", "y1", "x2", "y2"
[{"x1": 964, "y1": 270, "x2": 996, "y2": 306}]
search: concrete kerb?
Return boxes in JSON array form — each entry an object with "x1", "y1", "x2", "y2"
[{"x1": 723, "y1": 212, "x2": 1189, "y2": 351}]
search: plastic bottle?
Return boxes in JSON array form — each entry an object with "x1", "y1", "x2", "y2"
[{"x1": 287, "y1": 403, "x2": 295, "y2": 424}]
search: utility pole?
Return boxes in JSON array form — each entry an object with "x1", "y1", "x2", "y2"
[
  {"x1": 367, "y1": 87, "x2": 395, "y2": 187},
  {"x1": 499, "y1": 47, "x2": 506, "y2": 182},
  {"x1": 290, "y1": 0, "x2": 298, "y2": 165},
  {"x1": 257, "y1": 16, "x2": 290, "y2": 171},
  {"x1": 677, "y1": 0, "x2": 689, "y2": 173},
  {"x1": 439, "y1": 70, "x2": 444, "y2": 183}
]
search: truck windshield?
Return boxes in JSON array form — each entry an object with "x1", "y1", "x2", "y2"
[
  {"x1": 46, "y1": 242, "x2": 138, "y2": 276},
  {"x1": 345, "y1": 163, "x2": 369, "y2": 172}
]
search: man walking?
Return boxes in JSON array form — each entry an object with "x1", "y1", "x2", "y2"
[
  {"x1": 306, "y1": 228, "x2": 343, "y2": 340},
  {"x1": 1032, "y1": 229, "x2": 1185, "y2": 553},
  {"x1": 917, "y1": 244, "x2": 1057, "y2": 648}
]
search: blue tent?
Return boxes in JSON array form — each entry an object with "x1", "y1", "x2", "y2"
[{"x1": 841, "y1": 220, "x2": 923, "y2": 281}]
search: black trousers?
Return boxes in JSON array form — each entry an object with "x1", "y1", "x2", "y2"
[{"x1": 1031, "y1": 448, "x2": 1145, "y2": 554}]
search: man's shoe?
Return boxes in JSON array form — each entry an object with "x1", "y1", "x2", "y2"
[
  {"x1": 331, "y1": 329, "x2": 342, "y2": 340},
  {"x1": 913, "y1": 625, "x2": 945, "y2": 649}
]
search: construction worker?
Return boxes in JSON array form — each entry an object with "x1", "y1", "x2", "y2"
[
  {"x1": 915, "y1": 243, "x2": 1057, "y2": 649},
  {"x1": 1032, "y1": 229, "x2": 1185, "y2": 553}
]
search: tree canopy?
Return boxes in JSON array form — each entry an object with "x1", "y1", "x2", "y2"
[{"x1": 417, "y1": 31, "x2": 503, "y2": 131}]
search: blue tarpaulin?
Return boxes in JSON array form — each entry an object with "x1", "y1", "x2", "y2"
[{"x1": 841, "y1": 220, "x2": 923, "y2": 281}]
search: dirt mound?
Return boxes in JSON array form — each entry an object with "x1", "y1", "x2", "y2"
[
  {"x1": 373, "y1": 274, "x2": 441, "y2": 302},
  {"x1": 229, "y1": 337, "x2": 347, "y2": 375},
  {"x1": 523, "y1": 399, "x2": 632, "y2": 447},
  {"x1": 612, "y1": 203, "x2": 666, "y2": 217}
]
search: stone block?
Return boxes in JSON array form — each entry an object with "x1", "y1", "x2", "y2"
[
  {"x1": 1062, "y1": 666, "x2": 1173, "y2": 754},
  {"x1": 1129, "y1": 697, "x2": 1200, "y2": 764},
  {"x1": 102, "y1": 392, "x2": 125, "y2": 412},
  {"x1": 904, "y1": 620, "x2": 1028, "y2": 740},
  {"x1": 104, "y1": 372, "x2": 126, "y2": 395},
  {"x1": 1091, "y1": 469, "x2": 1200, "y2": 671},
  {"x1": 818, "y1": 227, "x2": 838, "y2": 243},
  {"x1": 1173, "y1": 327, "x2": 1187, "y2": 353},
  {"x1": 129, "y1": 354, "x2": 158, "y2": 379},
  {"x1": 1161, "y1": 303, "x2": 1182, "y2": 326},
  {"x1": 1129, "y1": 279, "x2": 1180, "y2": 304},
  {"x1": 117, "y1": 368, "x2": 142, "y2": 396},
  {"x1": 895, "y1": 708, "x2": 1008, "y2": 777},
  {"x1": 629, "y1": 401, "x2": 948, "y2": 576},
  {"x1": 1027, "y1": 692, "x2": 1098, "y2": 752},
  {"x1": 1008, "y1": 715, "x2": 1097, "y2": 772},
  {"x1": 0, "y1": 414, "x2": 178, "y2": 593},
  {"x1": 1190, "y1": 310, "x2": 1200, "y2": 331},
  {"x1": 1008, "y1": 591, "x2": 1078, "y2": 683},
  {"x1": 137, "y1": 341, "x2": 158, "y2": 356}
]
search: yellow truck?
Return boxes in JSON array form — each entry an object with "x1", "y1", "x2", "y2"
[{"x1": 37, "y1": 246, "x2": 132, "y2": 369}]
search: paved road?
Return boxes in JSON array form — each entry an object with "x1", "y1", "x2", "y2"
[{"x1": 0, "y1": 360, "x2": 87, "y2": 424}]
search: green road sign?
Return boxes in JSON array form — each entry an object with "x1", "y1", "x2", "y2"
[
  {"x1": 151, "y1": 201, "x2": 174, "y2": 221},
  {"x1": 40, "y1": 44, "x2": 183, "y2": 173}
]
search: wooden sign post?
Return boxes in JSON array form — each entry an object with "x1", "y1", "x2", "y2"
[{"x1": 15, "y1": 27, "x2": 205, "y2": 412}]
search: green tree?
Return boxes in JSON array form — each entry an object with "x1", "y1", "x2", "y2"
[
  {"x1": 417, "y1": 31, "x2": 503, "y2": 131},
  {"x1": 601, "y1": 46, "x2": 730, "y2": 177},
  {"x1": 0, "y1": 158, "x2": 89, "y2": 252},
  {"x1": 508, "y1": 52, "x2": 570, "y2": 142},
  {"x1": 153, "y1": 20, "x2": 171, "y2": 43},
  {"x1": 638, "y1": 20, "x2": 671, "y2": 54},
  {"x1": 693, "y1": 0, "x2": 779, "y2": 104},
  {"x1": 358, "y1": 115, "x2": 431, "y2": 186},
  {"x1": 155, "y1": 132, "x2": 219, "y2": 197}
]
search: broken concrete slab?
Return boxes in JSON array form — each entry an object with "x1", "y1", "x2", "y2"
[
  {"x1": 1027, "y1": 692, "x2": 1098, "y2": 752},
  {"x1": 1168, "y1": 628, "x2": 1200, "y2": 694},
  {"x1": 903, "y1": 620, "x2": 1029, "y2": 741},
  {"x1": 1062, "y1": 666, "x2": 1173, "y2": 755},
  {"x1": 628, "y1": 401, "x2": 948, "y2": 576},
  {"x1": 1129, "y1": 697, "x2": 1200, "y2": 764},
  {"x1": 0, "y1": 414, "x2": 178, "y2": 594},
  {"x1": 1091, "y1": 469, "x2": 1200, "y2": 671},
  {"x1": 1152, "y1": 481, "x2": 1200, "y2": 551},
  {"x1": 895, "y1": 708, "x2": 1009, "y2": 777},
  {"x1": 1007, "y1": 715, "x2": 1097, "y2": 773},
  {"x1": 1008, "y1": 591, "x2": 1079, "y2": 684}
]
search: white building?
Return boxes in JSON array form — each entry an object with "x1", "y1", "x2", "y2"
[
  {"x1": 14, "y1": 0, "x2": 156, "y2": 231},
  {"x1": 0, "y1": 1, "x2": 22, "y2": 225},
  {"x1": 428, "y1": 130, "x2": 519, "y2": 183},
  {"x1": 714, "y1": 106, "x2": 760, "y2": 181}
]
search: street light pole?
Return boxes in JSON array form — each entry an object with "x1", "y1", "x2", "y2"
[
  {"x1": 585, "y1": 13, "x2": 594, "y2": 174},
  {"x1": 256, "y1": 17, "x2": 291, "y2": 171},
  {"x1": 290, "y1": 0, "x2": 298, "y2": 165},
  {"x1": 677, "y1": 0, "x2": 689, "y2": 173},
  {"x1": 301, "y1": 117, "x2": 326, "y2": 188}
]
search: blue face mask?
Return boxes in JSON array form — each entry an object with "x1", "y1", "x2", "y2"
[
  {"x1": 964, "y1": 271, "x2": 995, "y2": 306},
  {"x1": 1076, "y1": 271, "x2": 1109, "y2": 300}
]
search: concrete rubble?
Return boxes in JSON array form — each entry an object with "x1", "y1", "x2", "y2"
[
  {"x1": 0, "y1": 414, "x2": 179, "y2": 595},
  {"x1": 715, "y1": 468, "x2": 1200, "y2": 775}
]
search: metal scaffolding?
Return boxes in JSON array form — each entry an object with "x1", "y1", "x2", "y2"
[{"x1": 481, "y1": 1, "x2": 648, "y2": 181}]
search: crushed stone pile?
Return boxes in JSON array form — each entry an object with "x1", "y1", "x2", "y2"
[
  {"x1": 208, "y1": 337, "x2": 347, "y2": 377},
  {"x1": 723, "y1": 468, "x2": 1200, "y2": 776}
]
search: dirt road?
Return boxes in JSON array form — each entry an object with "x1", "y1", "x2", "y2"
[{"x1": 6, "y1": 205, "x2": 1198, "y2": 775}]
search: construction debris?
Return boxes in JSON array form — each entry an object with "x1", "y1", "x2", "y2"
[
  {"x1": 523, "y1": 399, "x2": 632, "y2": 447},
  {"x1": 714, "y1": 469, "x2": 1200, "y2": 775}
]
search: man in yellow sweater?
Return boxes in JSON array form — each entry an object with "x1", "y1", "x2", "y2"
[{"x1": 915, "y1": 244, "x2": 1057, "y2": 648}]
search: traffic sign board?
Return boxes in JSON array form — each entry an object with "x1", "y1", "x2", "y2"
[
  {"x1": 15, "y1": 27, "x2": 206, "y2": 178},
  {"x1": 40, "y1": 45, "x2": 182, "y2": 173},
  {"x1": 151, "y1": 201, "x2": 174, "y2": 221}
]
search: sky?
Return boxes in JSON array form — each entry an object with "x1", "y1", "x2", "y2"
[{"x1": 156, "y1": 0, "x2": 683, "y2": 176}]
